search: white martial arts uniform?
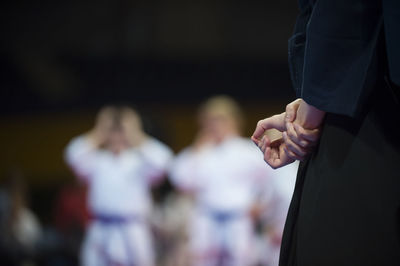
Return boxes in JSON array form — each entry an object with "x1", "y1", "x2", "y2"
[
  {"x1": 257, "y1": 161, "x2": 298, "y2": 266},
  {"x1": 169, "y1": 136, "x2": 276, "y2": 266},
  {"x1": 65, "y1": 136, "x2": 173, "y2": 266}
]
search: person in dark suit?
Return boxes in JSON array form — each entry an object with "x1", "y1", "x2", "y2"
[{"x1": 252, "y1": 0, "x2": 400, "y2": 265}]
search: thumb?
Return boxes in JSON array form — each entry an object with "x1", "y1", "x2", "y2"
[
  {"x1": 252, "y1": 113, "x2": 286, "y2": 142},
  {"x1": 285, "y1": 98, "x2": 302, "y2": 123},
  {"x1": 285, "y1": 109, "x2": 295, "y2": 123}
]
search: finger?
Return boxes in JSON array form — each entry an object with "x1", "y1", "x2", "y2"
[
  {"x1": 282, "y1": 131, "x2": 307, "y2": 157},
  {"x1": 264, "y1": 144, "x2": 295, "y2": 169},
  {"x1": 264, "y1": 146, "x2": 280, "y2": 166},
  {"x1": 282, "y1": 133, "x2": 305, "y2": 160},
  {"x1": 281, "y1": 144, "x2": 299, "y2": 162},
  {"x1": 286, "y1": 122, "x2": 313, "y2": 149},
  {"x1": 258, "y1": 136, "x2": 267, "y2": 153},
  {"x1": 252, "y1": 113, "x2": 286, "y2": 140},
  {"x1": 264, "y1": 146, "x2": 273, "y2": 165},
  {"x1": 283, "y1": 143, "x2": 304, "y2": 161},
  {"x1": 262, "y1": 137, "x2": 268, "y2": 153},
  {"x1": 285, "y1": 99, "x2": 302, "y2": 123},
  {"x1": 269, "y1": 152, "x2": 295, "y2": 168},
  {"x1": 285, "y1": 122, "x2": 307, "y2": 149},
  {"x1": 272, "y1": 146, "x2": 279, "y2": 160},
  {"x1": 293, "y1": 123, "x2": 320, "y2": 142},
  {"x1": 251, "y1": 136, "x2": 260, "y2": 146},
  {"x1": 264, "y1": 147, "x2": 282, "y2": 169},
  {"x1": 257, "y1": 135, "x2": 264, "y2": 150},
  {"x1": 284, "y1": 149, "x2": 297, "y2": 165}
]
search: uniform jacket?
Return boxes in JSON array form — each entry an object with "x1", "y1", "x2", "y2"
[{"x1": 288, "y1": 0, "x2": 400, "y2": 117}]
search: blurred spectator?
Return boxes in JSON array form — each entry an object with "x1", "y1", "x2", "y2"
[
  {"x1": 0, "y1": 169, "x2": 42, "y2": 266},
  {"x1": 43, "y1": 179, "x2": 89, "y2": 266},
  {"x1": 54, "y1": 180, "x2": 88, "y2": 235},
  {"x1": 169, "y1": 95, "x2": 280, "y2": 266},
  {"x1": 64, "y1": 105, "x2": 173, "y2": 266}
]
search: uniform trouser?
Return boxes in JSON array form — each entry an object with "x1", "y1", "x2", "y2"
[
  {"x1": 280, "y1": 79, "x2": 400, "y2": 266},
  {"x1": 189, "y1": 208, "x2": 254, "y2": 266},
  {"x1": 81, "y1": 215, "x2": 154, "y2": 266}
]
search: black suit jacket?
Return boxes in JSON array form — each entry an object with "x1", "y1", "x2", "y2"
[{"x1": 289, "y1": 0, "x2": 400, "y2": 117}]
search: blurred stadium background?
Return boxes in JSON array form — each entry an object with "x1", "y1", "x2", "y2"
[{"x1": 0, "y1": 0, "x2": 298, "y2": 265}]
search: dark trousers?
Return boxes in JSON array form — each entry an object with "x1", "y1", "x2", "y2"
[{"x1": 280, "y1": 79, "x2": 400, "y2": 266}]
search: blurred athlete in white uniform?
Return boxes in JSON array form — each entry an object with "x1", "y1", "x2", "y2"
[
  {"x1": 169, "y1": 96, "x2": 277, "y2": 266},
  {"x1": 64, "y1": 106, "x2": 173, "y2": 266},
  {"x1": 256, "y1": 159, "x2": 298, "y2": 266}
]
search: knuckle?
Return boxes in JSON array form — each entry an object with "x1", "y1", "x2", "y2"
[
  {"x1": 284, "y1": 148, "x2": 290, "y2": 157},
  {"x1": 269, "y1": 162, "x2": 278, "y2": 169},
  {"x1": 282, "y1": 132, "x2": 288, "y2": 142},
  {"x1": 287, "y1": 149, "x2": 297, "y2": 160},
  {"x1": 299, "y1": 132, "x2": 307, "y2": 139},
  {"x1": 286, "y1": 142, "x2": 293, "y2": 151},
  {"x1": 299, "y1": 140, "x2": 308, "y2": 147},
  {"x1": 287, "y1": 142, "x2": 297, "y2": 151},
  {"x1": 295, "y1": 125, "x2": 304, "y2": 133},
  {"x1": 287, "y1": 130, "x2": 296, "y2": 139}
]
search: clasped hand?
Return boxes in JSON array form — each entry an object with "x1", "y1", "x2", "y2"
[{"x1": 251, "y1": 99, "x2": 324, "y2": 169}]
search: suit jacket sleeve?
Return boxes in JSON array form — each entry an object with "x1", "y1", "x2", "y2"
[
  {"x1": 300, "y1": 0, "x2": 382, "y2": 117},
  {"x1": 383, "y1": 0, "x2": 400, "y2": 86}
]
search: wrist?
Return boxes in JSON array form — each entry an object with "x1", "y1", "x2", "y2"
[{"x1": 295, "y1": 100, "x2": 325, "y2": 129}]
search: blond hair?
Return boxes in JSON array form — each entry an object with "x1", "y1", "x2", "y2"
[{"x1": 198, "y1": 95, "x2": 244, "y2": 131}]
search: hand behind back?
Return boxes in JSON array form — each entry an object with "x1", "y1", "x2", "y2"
[{"x1": 252, "y1": 99, "x2": 324, "y2": 169}]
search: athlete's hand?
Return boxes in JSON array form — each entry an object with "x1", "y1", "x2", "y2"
[
  {"x1": 251, "y1": 109, "x2": 295, "y2": 169},
  {"x1": 88, "y1": 106, "x2": 116, "y2": 147},
  {"x1": 283, "y1": 122, "x2": 320, "y2": 161},
  {"x1": 251, "y1": 100, "x2": 302, "y2": 168},
  {"x1": 252, "y1": 112, "x2": 286, "y2": 146},
  {"x1": 283, "y1": 99, "x2": 324, "y2": 161},
  {"x1": 251, "y1": 99, "x2": 323, "y2": 168},
  {"x1": 121, "y1": 108, "x2": 147, "y2": 147},
  {"x1": 256, "y1": 135, "x2": 295, "y2": 169}
]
